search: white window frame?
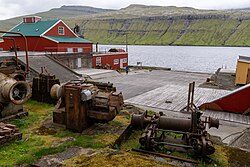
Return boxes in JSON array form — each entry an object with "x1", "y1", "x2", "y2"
[
  {"x1": 114, "y1": 59, "x2": 119, "y2": 65},
  {"x1": 96, "y1": 57, "x2": 101, "y2": 65},
  {"x1": 67, "y1": 48, "x2": 73, "y2": 52},
  {"x1": 58, "y1": 26, "x2": 65, "y2": 35},
  {"x1": 78, "y1": 48, "x2": 83, "y2": 53}
]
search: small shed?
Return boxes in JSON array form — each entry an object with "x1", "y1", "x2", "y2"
[
  {"x1": 235, "y1": 56, "x2": 250, "y2": 85},
  {"x1": 93, "y1": 52, "x2": 128, "y2": 70}
]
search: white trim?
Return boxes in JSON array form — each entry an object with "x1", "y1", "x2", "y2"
[
  {"x1": 42, "y1": 36, "x2": 59, "y2": 43},
  {"x1": 114, "y1": 59, "x2": 119, "y2": 65},
  {"x1": 60, "y1": 20, "x2": 78, "y2": 37},
  {"x1": 40, "y1": 20, "x2": 61, "y2": 37},
  {"x1": 40, "y1": 20, "x2": 78, "y2": 38},
  {"x1": 2, "y1": 21, "x2": 23, "y2": 36},
  {"x1": 58, "y1": 26, "x2": 65, "y2": 35}
]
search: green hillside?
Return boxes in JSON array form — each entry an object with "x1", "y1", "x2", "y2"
[{"x1": 1, "y1": 4, "x2": 250, "y2": 46}]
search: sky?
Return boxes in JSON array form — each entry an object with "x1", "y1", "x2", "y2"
[{"x1": 1, "y1": 0, "x2": 250, "y2": 20}]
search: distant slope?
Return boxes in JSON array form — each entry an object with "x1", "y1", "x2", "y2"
[
  {"x1": 0, "y1": 5, "x2": 115, "y2": 30},
  {"x1": 1, "y1": 4, "x2": 250, "y2": 46}
]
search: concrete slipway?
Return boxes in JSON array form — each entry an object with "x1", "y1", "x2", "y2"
[{"x1": 93, "y1": 69, "x2": 250, "y2": 146}]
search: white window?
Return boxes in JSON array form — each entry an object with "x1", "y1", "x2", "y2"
[
  {"x1": 123, "y1": 58, "x2": 127, "y2": 63},
  {"x1": 67, "y1": 48, "x2": 73, "y2": 52},
  {"x1": 58, "y1": 26, "x2": 64, "y2": 35},
  {"x1": 114, "y1": 59, "x2": 119, "y2": 65},
  {"x1": 96, "y1": 57, "x2": 101, "y2": 65},
  {"x1": 78, "y1": 48, "x2": 83, "y2": 52}
]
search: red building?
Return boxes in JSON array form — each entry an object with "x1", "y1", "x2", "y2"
[
  {"x1": 0, "y1": 16, "x2": 92, "y2": 53},
  {"x1": 93, "y1": 52, "x2": 128, "y2": 69},
  {"x1": 0, "y1": 16, "x2": 128, "y2": 70}
]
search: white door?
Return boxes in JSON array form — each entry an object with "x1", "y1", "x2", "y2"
[
  {"x1": 120, "y1": 59, "x2": 123, "y2": 68},
  {"x1": 77, "y1": 58, "x2": 82, "y2": 68}
]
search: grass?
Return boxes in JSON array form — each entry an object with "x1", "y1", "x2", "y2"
[
  {"x1": 0, "y1": 100, "x2": 248, "y2": 166},
  {"x1": 0, "y1": 100, "x2": 121, "y2": 166}
]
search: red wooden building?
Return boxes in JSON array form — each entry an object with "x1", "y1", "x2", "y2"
[
  {"x1": 93, "y1": 52, "x2": 128, "y2": 70},
  {"x1": 0, "y1": 16, "x2": 92, "y2": 53},
  {"x1": 0, "y1": 16, "x2": 128, "y2": 70}
]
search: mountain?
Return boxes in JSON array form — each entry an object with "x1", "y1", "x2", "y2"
[
  {"x1": 0, "y1": 5, "x2": 115, "y2": 30},
  {"x1": 1, "y1": 4, "x2": 250, "y2": 46}
]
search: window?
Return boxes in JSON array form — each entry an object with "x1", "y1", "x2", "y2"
[
  {"x1": 114, "y1": 59, "x2": 119, "y2": 65},
  {"x1": 123, "y1": 58, "x2": 127, "y2": 63},
  {"x1": 67, "y1": 48, "x2": 73, "y2": 52},
  {"x1": 58, "y1": 26, "x2": 64, "y2": 35},
  {"x1": 78, "y1": 48, "x2": 83, "y2": 53},
  {"x1": 96, "y1": 57, "x2": 101, "y2": 65}
]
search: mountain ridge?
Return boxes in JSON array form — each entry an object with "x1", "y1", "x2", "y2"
[{"x1": 1, "y1": 5, "x2": 250, "y2": 46}]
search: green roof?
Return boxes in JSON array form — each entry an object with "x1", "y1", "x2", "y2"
[
  {"x1": 45, "y1": 36, "x2": 92, "y2": 43},
  {"x1": 4, "y1": 20, "x2": 59, "y2": 37}
]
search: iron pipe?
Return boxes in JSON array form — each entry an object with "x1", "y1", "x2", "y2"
[{"x1": 0, "y1": 31, "x2": 29, "y2": 74}]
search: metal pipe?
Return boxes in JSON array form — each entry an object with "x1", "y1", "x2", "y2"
[
  {"x1": 190, "y1": 81, "x2": 195, "y2": 108},
  {"x1": 132, "y1": 148, "x2": 198, "y2": 164},
  {"x1": 0, "y1": 31, "x2": 29, "y2": 74},
  {"x1": 154, "y1": 141, "x2": 193, "y2": 149},
  {"x1": 0, "y1": 37, "x2": 18, "y2": 66}
]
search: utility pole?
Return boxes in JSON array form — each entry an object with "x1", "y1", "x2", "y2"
[{"x1": 125, "y1": 33, "x2": 128, "y2": 52}]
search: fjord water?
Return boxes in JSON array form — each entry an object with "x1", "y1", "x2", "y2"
[{"x1": 98, "y1": 45, "x2": 250, "y2": 73}]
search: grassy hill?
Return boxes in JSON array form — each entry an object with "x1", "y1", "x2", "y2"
[{"x1": 1, "y1": 4, "x2": 250, "y2": 46}]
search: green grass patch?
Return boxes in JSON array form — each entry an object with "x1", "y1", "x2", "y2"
[{"x1": 0, "y1": 100, "x2": 108, "y2": 166}]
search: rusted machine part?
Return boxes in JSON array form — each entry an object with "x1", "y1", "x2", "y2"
[
  {"x1": 0, "y1": 31, "x2": 29, "y2": 73},
  {"x1": 0, "y1": 37, "x2": 18, "y2": 66},
  {"x1": 50, "y1": 84, "x2": 62, "y2": 99},
  {"x1": 0, "y1": 122, "x2": 22, "y2": 145},
  {"x1": 32, "y1": 70, "x2": 60, "y2": 104},
  {"x1": 84, "y1": 80, "x2": 116, "y2": 91},
  {"x1": 157, "y1": 117, "x2": 191, "y2": 132},
  {"x1": 131, "y1": 111, "x2": 219, "y2": 156},
  {"x1": 0, "y1": 72, "x2": 31, "y2": 105},
  {"x1": 51, "y1": 80, "x2": 124, "y2": 132}
]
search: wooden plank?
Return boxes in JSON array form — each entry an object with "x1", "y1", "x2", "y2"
[
  {"x1": 203, "y1": 110, "x2": 250, "y2": 125},
  {"x1": 126, "y1": 84, "x2": 228, "y2": 112}
]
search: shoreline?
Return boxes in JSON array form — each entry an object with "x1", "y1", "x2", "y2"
[
  {"x1": 127, "y1": 65, "x2": 215, "y2": 75},
  {"x1": 98, "y1": 43, "x2": 250, "y2": 48}
]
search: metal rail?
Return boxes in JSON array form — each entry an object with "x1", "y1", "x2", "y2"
[
  {"x1": 0, "y1": 37, "x2": 18, "y2": 66},
  {"x1": 0, "y1": 31, "x2": 29, "y2": 73},
  {"x1": 132, "y1": 148, "x2": 198, "y2": 164}
]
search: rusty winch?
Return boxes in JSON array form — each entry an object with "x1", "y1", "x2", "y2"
[
  {"x1": 0, "y1": 72, "x2": 31, "y2": 118},
  {"x1": 131, "y1": 110, "x2": 219, "y2": 157},
  {"x1": 50, "y1": 80, "x2": 124, "y2": 132}
]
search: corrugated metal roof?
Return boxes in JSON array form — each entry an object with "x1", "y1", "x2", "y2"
[
  {"x1": 45, "y1": 36, "x2": 92, "y2": 43},
  {"x1": 3, "y1": 20, "x2": 59, "y2": 37}
]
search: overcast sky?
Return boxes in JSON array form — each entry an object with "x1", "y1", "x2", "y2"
[{"x1": 1, "y1": 0, "x2": 250, "y2": 20}]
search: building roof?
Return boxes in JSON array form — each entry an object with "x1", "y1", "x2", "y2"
[
  {"x1": 3, "y1": 20, "x2": 59, "y2": 37},
  {"x1": 44, "y1": 36, "x2": 92, "y2": 43},
  {"x1": 238, "y1": 55, "x2": 250, "y2": 63}
]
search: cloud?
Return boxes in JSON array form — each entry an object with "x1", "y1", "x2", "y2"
[{"x1": 1, "y1": 0, "x2": 250, "y2": 20}]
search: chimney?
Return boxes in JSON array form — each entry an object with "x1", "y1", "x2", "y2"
[{"x1": 23, "y1": 16, "x2": 42, "y2": 23}]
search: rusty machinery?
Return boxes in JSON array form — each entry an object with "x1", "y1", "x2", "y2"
[
  {"x1": 32, "y1": 67, "x2": 60, "y2": 104},
  {"x1": 131, "y1": 109, "x2": 219, "y2": 157},
  {"x1": 0, "y1": 72, "x2": 31, "y2": 119},
  {"x1": 50, "y1": 80, "x2": 124, "y2": 132}
]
